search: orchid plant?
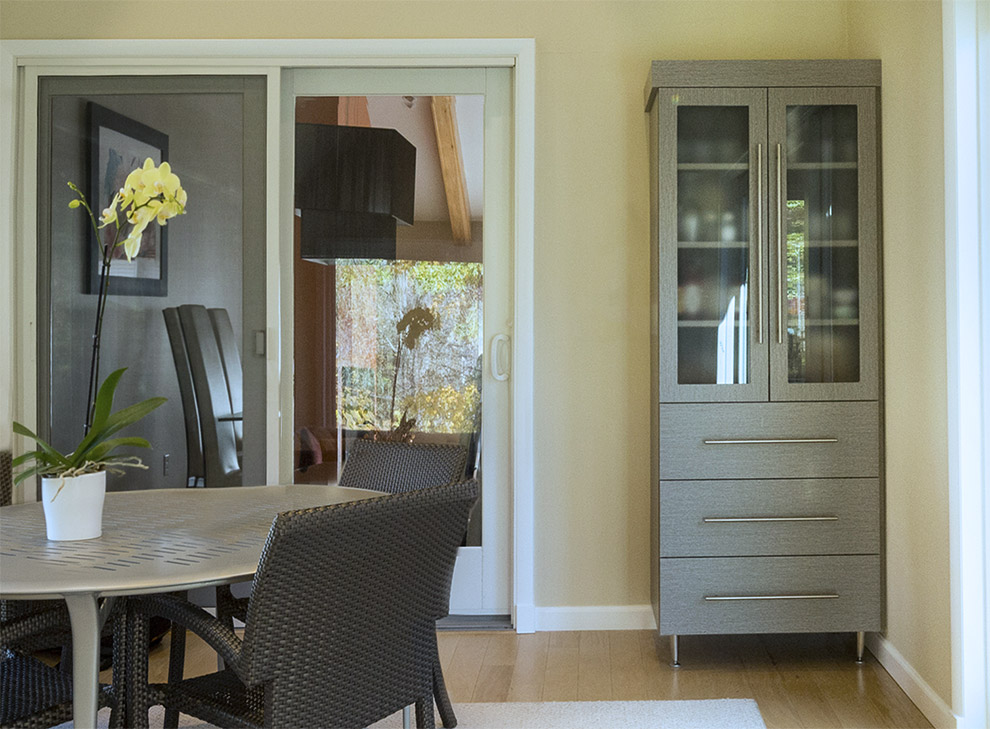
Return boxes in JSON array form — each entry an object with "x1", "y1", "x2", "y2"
[
  {"x1": 368, "y1": 306, "x2": 439, "y2": 443},
  {"x1": 13, "y1": 158, "x2": 186, "y2": 487}
]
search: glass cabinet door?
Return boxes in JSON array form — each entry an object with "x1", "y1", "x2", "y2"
[
  {"x1": 658, "y1": 88, "x2": 768, "y2": 402},
  {"x1": 767, "y1": 88, "x2": 879, "y2": 401}
]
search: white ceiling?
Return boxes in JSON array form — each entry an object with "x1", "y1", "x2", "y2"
[{"x1": 366, "y1": 95, "x2": 484, "y2": 223}]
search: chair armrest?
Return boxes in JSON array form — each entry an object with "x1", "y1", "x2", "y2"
[
  {"x1": 0, "y1": 602, "x2": 69, "y2": 648},
  {"x1": 132, "y1": 593, "x2": 243, "y2": 672}
]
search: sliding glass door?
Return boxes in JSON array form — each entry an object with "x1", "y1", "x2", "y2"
[
  {"x1": 285, "y1": 68, "x2": 513, "y2": 616},
  {"x1": 36, "y1": 76, "x2": 268, "y2": 493}
]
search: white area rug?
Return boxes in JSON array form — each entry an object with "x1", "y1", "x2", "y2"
[{"x1": 59, "y1": 698, "x2": 766, "y2": 728}]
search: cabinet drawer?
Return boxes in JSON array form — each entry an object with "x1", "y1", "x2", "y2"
[
  {"x1": 658, "y1": 402, "x2": 879, "y2": 479},
  {"x1": 658, "y1": 555, "x2": 881, "y2": 635},
  {"x1": 659, "y1": 479, "x2": 880, "y2": 557}
]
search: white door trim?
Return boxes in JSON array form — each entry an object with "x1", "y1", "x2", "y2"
[
  {"x1": 943, "y1": 1, "x2": 988, "y2": 726},
  {"x1": 0, "y1": 38, "x2": 536, "y2": 633}
]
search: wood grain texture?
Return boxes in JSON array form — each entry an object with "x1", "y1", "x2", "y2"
[
  {"x1": 430, "y1": 96, "x2": 472, "y2": 243},
  {"x1": 658, "y1": 401, "x2": 880, "y2": 480},
  {"x1": 648, "y1": 61, "x2": 882, "y2": 98},
  {"x1": 659, "y1": 478, "x2": 881, "y2": 557},
  {"x1": 658, "y1": 555, "x2": 882, "y2": 634},
  {"x1": 133, "y1": 629, "x2": 932, "y2": 729}
]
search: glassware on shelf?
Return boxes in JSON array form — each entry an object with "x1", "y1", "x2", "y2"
[
  {"x1": 680, "y1": 210, "x2": 700, "y2": 242},
  {"x1": 720, "y1": 212, "x2": 737, "y2": 242},
  {"x1": 784, "y1": 103, "x2": 863, "y2": 385}
]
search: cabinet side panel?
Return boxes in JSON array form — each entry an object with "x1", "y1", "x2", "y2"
[{"x1": 650, "y1": 101, "x2": 661, "y2": 628}]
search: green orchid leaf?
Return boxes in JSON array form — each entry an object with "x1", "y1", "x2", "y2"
[
  {"x1": 12, "y1": 421, "x2": 71, "y2": 470},
  {"x1": 13, "y1": 462, "x2": 48, "y2": 486},
  {"x1": 12, "y1": 450, "x2": 39, "y2": 467},
  {"x1": 91, "y1": 368, "x2": 126, "y2": 431},
  {"x1": 13, "y1": 370, "x2": 164, "y2": 480},
  {"x1": 86, "y1": 436, "x2": 151, "y2": 462},
  {"x1": 74, "y1": 396, "x2": 166, "y2": 464},
  {"x1": 71, "y1": 368, "x2": 127, "y2": 460}
]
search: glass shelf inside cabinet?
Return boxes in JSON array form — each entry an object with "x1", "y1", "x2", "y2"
[
  {"x1": 784, "y1": 104, "x2": 861, "y2": 384},
  {"x1": 676, "y1": 105, "x2": 751, "y2": 385}
]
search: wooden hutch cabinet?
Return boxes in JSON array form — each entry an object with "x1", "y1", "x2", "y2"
[{"x1": 646, "y1": 60, "x2": 884, "y2": 665}]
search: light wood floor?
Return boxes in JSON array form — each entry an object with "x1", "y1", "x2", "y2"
[{"x1": 120, "y1": 629, "x2": 933, "y2": 729}]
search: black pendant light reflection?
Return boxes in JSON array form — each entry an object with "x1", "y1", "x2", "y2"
[{"x1": 295, "y1": 123, "x2": 416, "y2": 263}]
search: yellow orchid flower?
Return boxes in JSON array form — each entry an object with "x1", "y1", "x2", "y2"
[
  {"x1": 127, "y1": 202, "x2": 159, "y2": 228},
  {"x1": 156, "y1": 200, "x2": 183, "y2": 225},
  {"x1": 69, "y1": 158, "x2": 186, "y2": 264},
  {"x1": 98, "y1": 193, "x2": 121, "y2": 228},
  {"x1": 122, "y1": 228, "x2": 145, "y2": 261}
]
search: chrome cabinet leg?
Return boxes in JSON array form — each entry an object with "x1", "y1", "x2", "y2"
[
  {"x1": 670, "y1": 634, "x2": 680, "y2": 668},
  {"x1": 402, "y1": 705, "x2": 411, "y2": 729},
  {"x1": 856, "y1": 631, "x2": 865, "y2": 663}
]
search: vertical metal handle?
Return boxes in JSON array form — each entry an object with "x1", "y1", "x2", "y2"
[
  {"x1": 756, "y1": 143, "x2": 764, "y2": 344},
  {"x1": 776, "y1": 143, "x2": 783, "y2": 344},
  {"x1": 491, "y1": 334, "x2": 510, "y2": 382}
]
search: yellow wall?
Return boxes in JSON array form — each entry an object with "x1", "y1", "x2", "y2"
[
  {"x1": 0, "y1": 0, "x2": 951, "y2": 706},
  {"x1": 845, "y1": 0, "x2": 951, "y2": 704}
]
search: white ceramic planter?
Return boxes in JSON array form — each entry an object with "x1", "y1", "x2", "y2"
[{"x1": 41, "y1": 470, "x2": 106, "y2": 540}]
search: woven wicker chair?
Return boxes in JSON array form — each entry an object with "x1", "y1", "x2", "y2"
[
  {"x1": 337, "y1": 440, "x2": 470, "y2": 494},
  {"x1": 336, "y1": 438, "x2": 470, "y2": 727},
  {"x1": 124, "y1": 480, "x2": 479, "y2": 729},
  {"x1": 0, "y1": 605, "x2": 124, "y2": 729},
  {"x1": 0, "y1": 451, "x2": 73, "y2": 661}
]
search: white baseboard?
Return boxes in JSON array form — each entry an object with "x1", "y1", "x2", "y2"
[
  {"x1": 514, "y1": 602, "x2": 536, "y2": 633},
  {"x1": 535, "y1": 604, "x2": 657, "y2": 631},
  {"x1": 866, "y1": 633, "x2": 959, "y2": 729}
]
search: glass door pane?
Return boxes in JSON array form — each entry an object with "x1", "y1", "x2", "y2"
[
  {"x1": 286, "y1": 67, "x2": 513, "y2": 617},
  {"x1": 784, "y1": 104, "x2": 860, "y2": 383},
  {"x1": 37, "y1": 75, "x2": 268, "y2": 494},
  {"x1": 657, "y1": 88, "x2": 768, "y2": 402},
  {"x1": 291, "y1": 95, "x2": 483, "y2": 540},
  {"x1": 769, "y1": 88, "x2": 879, "y2": 400},
  {"x1": 676, "y1": 105, "x2": 751, "y2": 385}
]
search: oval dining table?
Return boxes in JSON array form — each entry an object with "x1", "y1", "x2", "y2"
[{"x1": 0, "y1": 484, "x2": 382, "y2": 729}]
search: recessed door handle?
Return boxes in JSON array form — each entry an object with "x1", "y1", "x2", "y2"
[{"x1": 491, "y1": 334, "x2": 510, "y2": 382}]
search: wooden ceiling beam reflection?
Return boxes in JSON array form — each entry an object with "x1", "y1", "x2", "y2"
[
  {"x1": 295, "y1": 96, "x2": 370, "y2": 126},
  {"x1": 430, "y1": 96, "x2": 472, "y2": 243}
]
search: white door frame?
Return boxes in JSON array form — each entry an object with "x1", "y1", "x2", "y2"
[
  {"x1": 943, "y1": 2, "x2": 988, "y2": 726},
  {"x1": 0, "y1": 38, "x2": 537, "y2": 633}
]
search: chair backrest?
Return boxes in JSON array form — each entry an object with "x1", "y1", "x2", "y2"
[
  {"x1": 208, "y1": 308, "x2": 243, "y2": 450},
  {"x1": 1, "y1": 450, "x2": 12, "y2": 507},
  {"x1": 337, "y1": 439, "x2": 469, "y2": 493},
  {"x1": 239, "y1": 480, "x2": 479, "y2": 728},
  {"x1": 163, "y1": 308, "x2": 205, "y2": 486},
  {"x1": 177, "y1": 305, "x2": 241, "y2": 488}
]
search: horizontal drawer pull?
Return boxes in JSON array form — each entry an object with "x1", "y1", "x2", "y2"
[
  {"x1": 702, "y1": 516, "x2": 839, "y2": 523},
  {"x1": 704, "y1": 593, "x2": 840, "y2": 601},
  {"x1": 703, "y1": 438, "x2": 839, "y2": 445}
]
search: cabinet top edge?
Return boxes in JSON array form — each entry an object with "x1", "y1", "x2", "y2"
[{"x1": 644, "y1": 60, "x2": 881, "y2": 110}]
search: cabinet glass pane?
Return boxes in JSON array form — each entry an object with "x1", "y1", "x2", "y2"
[
  {"x1": 676, "y1": 106, "x2": 750, "y2": 385},
  {"x1": 784, "y1": 105, "x2": 860, "y2": 384}
]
